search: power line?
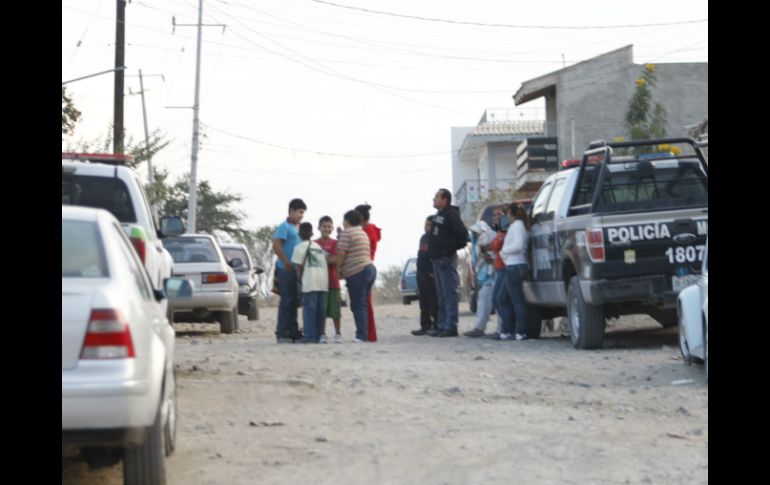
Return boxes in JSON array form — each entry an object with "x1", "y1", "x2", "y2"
[
  {"x1": 310, "y1": 0, "x2": 707, "y2": 30},
  {"x1": 202, "y1": 122, "x2": 454, "y2": 159}
]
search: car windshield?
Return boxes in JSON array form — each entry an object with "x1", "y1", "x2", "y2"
[
  {"x1": 62, "y1": 220, "x2": 108, "y2": 278},
  {"x1": 163, "y1": 237, "x2": 220, "y2": 263},
  {"x1": 222, "y1": 248, "x2": 250, "y2": 270},
  {"x1": 62, "y1": 175, "x2": 137, "y2": 223}
]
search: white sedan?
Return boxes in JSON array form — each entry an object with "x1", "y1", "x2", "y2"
[
  {"x1": 62, "y1": 206, "x2": 191, "y2": 484},
  {"x1": 677, "y1": 239, "x2": 708, "y2": 381},
  {"x1": 162, "y1": 234, "x2": 239, "y2": 333}
]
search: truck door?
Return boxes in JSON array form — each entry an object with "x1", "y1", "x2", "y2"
[
  {"x1": 529, "y1": 180, "x2": 555, "y2": 283},
  {"x1": 543, "y1": 177, "x2": 568, "y2": 281}
]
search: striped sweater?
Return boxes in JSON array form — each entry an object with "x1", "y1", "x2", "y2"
[{"x1": 338, "y1": 226, "x2": 372, "y2": 278}]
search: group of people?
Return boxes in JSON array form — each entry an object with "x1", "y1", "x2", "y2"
[
  {"x1": 272, "y1": 199, "x2": 381, "y2": 344},
  {"x1": 412, "y1": 194, "x2": 532, "y2": 341},
  {"x1": 271, "y1": 189, "x2": 531, "y2": 344}
]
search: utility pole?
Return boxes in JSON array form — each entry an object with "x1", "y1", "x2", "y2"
[
  {"x1": 128, "y1": 71, "x2": 165, "y2": 184},
  {"x1": 171, "y1": 1, "x2": 225, "y2": 233},
  {"x1": 114, "y1": 0, "x2": 127, "y2": 154}
]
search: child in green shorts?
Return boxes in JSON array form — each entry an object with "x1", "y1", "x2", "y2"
[{"x1": 315, "y1": 216, "x2": 342, "y2": 343}]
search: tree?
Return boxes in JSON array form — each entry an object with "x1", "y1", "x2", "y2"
[
  {"x1": 62, "y1": 86, "x2": 81, "y2": 137},
  {"x1": 625, "y1": 63, "x2": 668, "y2": 142},
  {"x1": 66, "y1": 125, "x2": 171, "y2": 168},
  {"x1": 372, "y1": 265, "x2": 404, "y2": 304}
]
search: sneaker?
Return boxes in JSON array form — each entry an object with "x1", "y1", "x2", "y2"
[
  {"x1": 437, "y1": 329, "x2": 459, "y2": 337},
  {"x1": 515, "y1": 333, "x2": 528, "y2": 341},
  {"x1": 334, "y1": 334, "x2": 343, "y2": 343},
  {"x1": 411, "y1": 328, "x2": 429, "y2": 336},
  {"x1": 319, "y1": 335, "x2": 328, "y2": 344},
  {"x1": 491, "y1": 333, "x2": 512, "y2": 341},
  {"x1": 352, "y1": 337, "x2": 365, "y2": 343},
  {"x1": 463, "y1": 328, "x2": 485, "y2": 338}
]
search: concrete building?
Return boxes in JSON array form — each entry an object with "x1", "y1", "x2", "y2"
[{"x1": 513, "y1": 44, "x2": 708, "y2": 164}]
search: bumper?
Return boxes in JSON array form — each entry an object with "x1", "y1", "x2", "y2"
[
  {"x1": 62, "y1": 379, "x2": 158, "y2": 431},
  {"x1": 170, "y1": 291, "x2": 236, "y2": 312},
  {"x1": 581, "y1": 275, "x2": 678, "y2": 306}
]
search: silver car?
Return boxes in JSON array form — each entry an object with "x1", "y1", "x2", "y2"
[
  {"x1": 162, "y1": 234, "x2": 239, "y2": 333},
  {"x1": 62, "y1": 206, "x2": 191, "y2": 483},
  {"x1": 220, "y1": 242, "x2": 263, "y2": 321}
]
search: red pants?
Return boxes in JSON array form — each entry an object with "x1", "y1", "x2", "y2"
[{"x1": 367, "y1": 294, "x2": 377, "y2": 342}]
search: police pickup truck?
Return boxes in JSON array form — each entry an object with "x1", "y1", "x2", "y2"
[
  {"x1": 62, "y1": 153, "x2": 183, "y2": 319},
  {"x1": 523, "y1": 138, "x2": 708, "y2": 349}
]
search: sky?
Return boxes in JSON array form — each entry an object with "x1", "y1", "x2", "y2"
[{"x1": 62, "y1": 0, "x2": 708, "y2": 272}]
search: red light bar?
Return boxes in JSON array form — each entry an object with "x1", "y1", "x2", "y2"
[{"x1": 62, "y1": 152, "x2": 135, "y2": 164}]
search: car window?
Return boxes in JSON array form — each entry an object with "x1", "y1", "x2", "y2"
[
  {"x1": 405, "y1": 259, "x2": 417, "y2": 275},
  {"x1": 545, "y1": 178, "x2": 567, "y2": 218},
  {"x1": 112, "y1": 223, "x2": 154, "y2": 299},
  {"x1": 62, "y1": 220, "x2": 108, "y2": 278},
  {"x1": 135, "y1": 179, "x2": 158, "y2": 241},
  {"x1": 530, "y1": 181, "x2": 554, "y2": 222},
  {"x1": 62, "y1": 175, "x2": 137, "y2": 223},
  {"x1": 222, "y1": 248, "x2": 250, "y2": 269},
  {"x1": 163, "y1": 237, "x2": 220, "y2": 263}
]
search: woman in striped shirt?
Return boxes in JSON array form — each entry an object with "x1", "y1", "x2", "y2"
[{"x1": 336, "y1": 210, "x2": 376, "y2": 342}]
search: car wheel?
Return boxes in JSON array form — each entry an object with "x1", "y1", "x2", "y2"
[
  {"x1": 163, "y1": 372, "x2": 177, "y2": 457},
  {"x1": 247, "y1": 299, "x2": 259, "y2": 321},
  {"x1": 402, "y1": 297, "x2": 411, "y2": 305},
  {"x1": 217, "y1": 309, "x2": 235, "y2": 334},
  {"x1": 232, "y1": 306, "x2": 239, "y2": 331},
  {"x1": 567, "y1": 276, "x2": 605, "y2": 349},
  {"x1": 123, "y1": 408, "x2": 166, "y2": 485}
]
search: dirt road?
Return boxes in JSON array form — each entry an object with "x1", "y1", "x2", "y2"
[{"x1": 62, "y1": 303, "x2": 708, "y2": 484}]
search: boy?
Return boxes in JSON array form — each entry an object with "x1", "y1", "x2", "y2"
[
  {"x1": 291, "y1": 222, "x2": 329, "y2": 343},
  {"x1": 411, "y1": 216, "x2": 439, "y2": 336},
  {"x1": 315, "y1": 216, "x2": 343, "y2": 343}
]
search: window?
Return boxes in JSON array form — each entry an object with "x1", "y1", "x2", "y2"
[
  {"x1": 62, "y1": 221, "x2": 108, "y2": 278},
  {"x1": 162, "y1": 237, "x2": 220, "y2": 263},
  {"x1": 62, "y1": 175, "x2": 137, "y2": 223},
  {"x1": 222, "y1": 248, "x2": 250, "y2": 269},
  {"x1": 405, "y1": 259, "x2": 417, "y2": 275},
  {"x1": 593, "y1": 159, "x2": 708, "y2": 213},
  {"x1": 530, "y1": 181, "x2": 554, "y2": 222},
  {"x1": 545, "y1": 178, "x2": 566, "y2": 218}
]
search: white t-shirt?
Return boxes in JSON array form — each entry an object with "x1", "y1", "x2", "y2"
[{"x1": 291, "y1": 241, "x2": 329, "y2": 292}]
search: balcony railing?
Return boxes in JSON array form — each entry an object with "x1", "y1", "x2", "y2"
[{"x1": 456, "y1": 178, "x2": 517, "y2": 223}]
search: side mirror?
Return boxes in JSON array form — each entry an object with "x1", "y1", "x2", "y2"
[
  {"x1": 255, "y1": 267, "x2": 265, "y2": 275},
  {"x1": 160, "y1": 216, "x2": 186, "y2": 237},
  {"x1": 164, "y1": 276, "x2": 193, "y2": 300},
  {"x1": 228, "y1": 258, "x2": 243, "y2": 268}
]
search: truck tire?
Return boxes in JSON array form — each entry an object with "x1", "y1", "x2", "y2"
[
  {"x1": 402, "y1": 297, "x2": 411, "y2": 305},
  {"x1": 567, "y1": 277, "x2": 605, "y2": 349}
]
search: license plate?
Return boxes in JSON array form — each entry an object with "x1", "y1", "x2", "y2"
[{"x1": 672, "y1": 274, "x2": 700, "y2": 292}]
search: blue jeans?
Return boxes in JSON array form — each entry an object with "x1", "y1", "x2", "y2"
[
  {"x1": 346, "y1": 265, "x2": 376, "y2": 340},
  {"x1": 276, "y1": 267, "x2": 299, "y2": 338},
  {"x1": 432, "y1": 254, "x2": 460, "y2": 332},
  {"x1": 492, "y1": 267, "x2": 507, "y2": 333},
  {"x1": 496, "y1": 264, "x2": 528, "y2": 335},
  {"x1": 301, "y1": 291, "x2": 327, "y2": 342}
]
